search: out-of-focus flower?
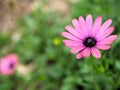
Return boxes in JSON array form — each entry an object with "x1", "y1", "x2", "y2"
[
  {"x1": 53, "y1": 38, "x2": 60, "y2": 45},
  {"x1": 0, "y1": 54, "x2": 18, "y2": 75},
  {"x1": 62, "y1": 14, "x2": 118, "y2": 59}
]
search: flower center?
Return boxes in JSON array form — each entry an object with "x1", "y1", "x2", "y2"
[
  {"x1": 83, "y1": 37, "x2": 96, "y2": 47},
  {"x1": 9, "y1": 63, "x2": 14, "y2": 69}
]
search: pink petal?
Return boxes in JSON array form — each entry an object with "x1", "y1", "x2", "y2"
[
  {"x1": 61, "y1": 32, "x2": 80, "y2": 41},
  {"x1": 65, "y1": 26, "x2": 83, "y2": 39},
  {"x1": 96, "y1": 19, "x2": 112, "y2": 36},
  {"x1": 76, "y1": 52, "x2": 83, "y2": 59},
  {"x1": 86, "y1": 14, "x2": 93, "y2": 36},
  {"x1": 72, "y1": 19, "x2": 80, "y2": 30},
  {"x1": 72, "y1": 19, "x2": 83, "y2": 36},
  {"x1": 97, "y1": 35, "x2": 118, "y2": 45},
  {"x1": 63, "y1": 40, "x2": 83, "y2": 48},
  {"x1": 71, "y1": 46, "x2": 85, "y2": 54},
  {"x1": 82, "y1": 48, "x2": 91, "y2": 57},
  {"x1": 72, "y1": 19, "x2": 84, "y2": 38},
  {"x1": 63, "y1": 40, "x2": 82, "y2": 44},
  {"x1": 63, "y1": 40, "x2": 85, "y2": 54},
  {"x1": 92, "y1": 16, "x2": 102, "y2": 36},
  {"x1": 67, "y1": 45, "x2": 84, "y2": 48},
  {"x1": 96, "y1": 26, "x2": 114, "y2": 40},
  {"x1": 76, "y1": 48, "x2": 91, "y2": 59},
  {"x1": 78, "y1": 16, "x2": 89, "y2": 37},
  {"x1": 96, "y1": 44, "x2": 111, "y2": 50},
  {"x1": 91, "y1": 48, "x2": 101, "y2": 58}
]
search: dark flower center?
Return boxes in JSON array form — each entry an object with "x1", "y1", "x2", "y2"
[
  {"x1": 83, "y1": 37, "x2": 96, "y2": 47},
  {"x1": 9, "y1": 63, "x2": 14, "y2": 69}
]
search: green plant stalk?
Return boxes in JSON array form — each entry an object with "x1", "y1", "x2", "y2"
[{"x1": 90, "y1": 55, "x2": 100, "y2": 90}]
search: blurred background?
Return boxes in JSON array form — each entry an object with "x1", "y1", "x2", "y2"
[{"x1": 0, "y1": 0, "x2": 120, "y2": 90}]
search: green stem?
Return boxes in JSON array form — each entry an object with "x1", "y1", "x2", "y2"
[{"x1": 90, "y1": 55, "x2": 100, "y2": 90}]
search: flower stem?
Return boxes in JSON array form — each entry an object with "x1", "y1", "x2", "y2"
[{"x1": 90, "y1": 55, "x2": 100, "y2": 90}]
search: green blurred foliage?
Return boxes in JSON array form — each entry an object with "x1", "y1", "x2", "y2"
[{"x1": 0, "y1": 0, "x2": 120, "y2": 90}]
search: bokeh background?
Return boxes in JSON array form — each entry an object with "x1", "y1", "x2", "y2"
[{"x1": 0, "y1": 0, "x2": 120, "y2": 90}]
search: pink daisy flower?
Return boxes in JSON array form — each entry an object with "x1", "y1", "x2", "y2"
[
  {"x1": 62, "y1": 14, "x2": 118, "y2": 59},
  {"x1": 0, "y1": 54, "x2": 18, "y2": 75}
]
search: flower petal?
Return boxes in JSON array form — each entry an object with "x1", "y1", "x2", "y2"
[
  {"x1": 76, "y1": 52, "x2": 83, "y2": 59},
  {"x1": 66, "y1": 44, "x2": 83, "y2": 48},
  {"x1": 61, "y1": 32, "x2": 80, "y2": 41},
  {"x1": 96, "y1": 44, "x2": 111, "y2": 50},
  {"x1": 78, "y1": 16, "x2": 89, "y2": 37},
  {"x1": 63, "y1": 40, "x2": 83, "y2": 48},
  {"x1": 72, "y1": 19, "x2": 80, "y2": 30},
  {"x1": 96, "y1": 26, "x2": 114, "y2": 40},
  {"x1": 92, "y1": 16, "x2": 102, "y2": 36},
  {"x1": 97, "y1": 35, "x2": 118, "y2": 45},
  {"x1": 65, "y1": 26, "x2": 83, "y2": 39},
  {"x1": 63, "y1": 40, "x2": 83, "y2": 45},
  {"x1": 86, "y1": 14, "x2": 93, "y2": 36},
  {"x1": 71, "y1": 46, "x2": 85, "y2": 54},
  {"x1": 96, "y1": 19, "x2": 112, "y2": 36},
  {"x1": 76, "y1": 48, "x2": 91, "y2": 59},
  {"x1": 82, "y1": 48, "x2": 91, "y2": 57},
  {"x1": 72, "y1": 19, "x2": 84, "y2": 38},
  {"x1": 91, "y1": 48, "x2": 101, "y2": 58}
]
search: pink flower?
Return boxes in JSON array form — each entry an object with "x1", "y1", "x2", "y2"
[
  {"x1": 0, "y1": 54, "x2": 18, "y2": 75},
  {"x1": 62, "y1": 14, "x2": 118, "y2": 59}
]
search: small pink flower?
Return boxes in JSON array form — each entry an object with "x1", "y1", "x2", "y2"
[
  {"x1": 62, "y1": 14, "x2": 118, "y2": 59},
  {"x1": 0, "y1": 54, "x2": 18, "y2": 75}
]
